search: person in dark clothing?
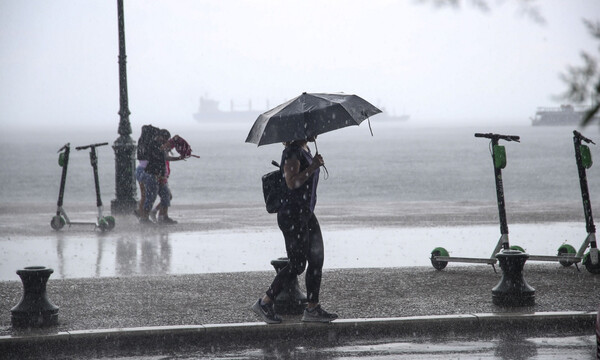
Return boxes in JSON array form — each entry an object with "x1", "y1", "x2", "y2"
[
  {"x1": 138, "y1": 130, "x2": 170, "y2": 224},
  {"x1": 252, "y1": 136, "x2": 338, "y2": 323},
  {"x1": 149, "y1": 134, "x2": 187, "y2": 225},
  {"x1": 135, "y1": 125, "x2": 160, "y2": 218}
]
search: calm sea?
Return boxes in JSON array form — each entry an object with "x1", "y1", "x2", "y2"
[{"x1": 1, "y1": 122, "x2": 599, "y2": 208}]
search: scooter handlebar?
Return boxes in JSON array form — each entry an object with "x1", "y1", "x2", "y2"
[
  {"x1": 58, "y1": 143, "x2": 70, "y2": 153},
  {"x1": 474, "y1": 133, "x2": 520, "y2": 143},
  {"x1": 573, "y1": 130, "x2": 596, "y2": 145},
  {"x1": 76, "y1": 142, "x2": 109, "y2": 150}
]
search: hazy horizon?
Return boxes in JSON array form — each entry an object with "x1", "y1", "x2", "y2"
[{"x1": 1, "y1": 0, "x2": 598, "y2": 133}]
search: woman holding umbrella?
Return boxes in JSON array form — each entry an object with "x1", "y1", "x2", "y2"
[
  {"x1": 247, "y1": 92, "x2": 381, "y2": 323},
  {"x1": 251, "y1": 135, "x2": 338, "y2": 324}
]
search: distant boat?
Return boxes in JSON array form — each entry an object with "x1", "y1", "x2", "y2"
[
  {"x1": 530, "y1": 104, "x2": 598, "y2": 126},
  {"x1": 193, "y1": 97, "x2": 263, "y2": 122}
]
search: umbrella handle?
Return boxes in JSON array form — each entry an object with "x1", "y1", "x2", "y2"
[
  {"x1": 312, "y1": 139, "x2": 329, "y2": 180},
  {"x1": 322, "y1": 164, "x2": 329, "y2": 180}
]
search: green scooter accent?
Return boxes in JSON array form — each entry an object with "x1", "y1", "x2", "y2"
[
  {"x1": 509, "y1": 245, "x2": 525, "y2": 252},
  {"x1": 430, "y1": 247, "x2": 449, "y2": 270},
  {"x1": 557, "y1": 244, "x2": 576, "y2": 267},
  {"x1": 493, "y1": 145, "x2": 507, "y2": 169}
]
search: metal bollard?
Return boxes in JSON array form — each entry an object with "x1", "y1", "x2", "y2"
[
  {"x1": 270, "y1": 258, "x2": 308, "y2": 314},
  {"x1": 492, "y1": 250, "x2": 535, "y2": 307},
  {"x1": 11, "y1": 266, "x2": 59, "y2": 328}
]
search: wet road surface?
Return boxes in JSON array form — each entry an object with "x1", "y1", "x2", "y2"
[{"x1": 79, "y1": 334, "x2": 597, "y2": 359}]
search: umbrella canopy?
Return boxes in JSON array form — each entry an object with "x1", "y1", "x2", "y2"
[{"x1": 245, "y1": 92, "x2": 381, "y2": 146}]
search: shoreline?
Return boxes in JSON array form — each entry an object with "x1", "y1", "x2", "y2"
[{"x1": 0, "y1": 200, "x2": 585, "y2": 238}]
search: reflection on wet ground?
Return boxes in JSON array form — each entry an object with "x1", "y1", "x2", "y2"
[
  {"x1": 80, "y1": 334, "x2": 597, "y2": 359},
  {"x1": 0, "y1": 223, "x2": 586, "y2": 281}
]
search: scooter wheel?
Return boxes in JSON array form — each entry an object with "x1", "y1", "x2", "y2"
[
  {"x1": 583, "y1": 252, "x2": 600, "y2": 274},
  {"x1": 104, "y1": 216, "x2": 116, "y2": 231},
  {"x1": 430, "y1": 247, "x2": 449, "y2": 271},
  {"x1": 510, "y1": 245, "x2": 525, "y2": 252},
  {"x1": 557, "y1": 244, "x2": 576, "y2": 267},
  {"x1": 98, "y1": 218, "x2": 108, "y2": 232},
  {"x1": 50, "y1": 216, "x2": 65, "y2": 230},
  {"x1": 98, "y1": 216, "x2": 116, "y2": 232}
]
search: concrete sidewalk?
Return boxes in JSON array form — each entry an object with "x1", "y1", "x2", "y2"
[{"x1": 0, "y1": 264, "x2": 598, "y2": 358}]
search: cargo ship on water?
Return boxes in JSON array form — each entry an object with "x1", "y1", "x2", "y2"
[
  {"x1": 530, "y1": 104, "x2": 598, "y2": 126},
  {"x1": 193, "y1": 96, "x2": 409, "y2": 123},
  {"x1": 193, "y1": 97, "x2": 263, "y2": 122}
]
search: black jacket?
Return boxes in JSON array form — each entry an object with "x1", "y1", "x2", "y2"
[
  {"x1": 279, "y1": 144, "x2": 319, "y2": 215},
  {"x1": 144, "y1": 140, "x2": 166, "y2": 176}
]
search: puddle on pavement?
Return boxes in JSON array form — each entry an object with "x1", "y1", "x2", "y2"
[
  {"x1": 57, "y1": 334, "x2": 596, "y2": 359},
  {"x1": 0, "y1": 223, "x2": 583, "y2": 281}
]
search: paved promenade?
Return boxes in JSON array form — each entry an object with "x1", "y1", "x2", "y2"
[
  {"x1": 0, "y1": 263, "x2": 598, "y2": 358},
  {"x1": 0, "y1": 203, "x2": 598, "y2": 358}
]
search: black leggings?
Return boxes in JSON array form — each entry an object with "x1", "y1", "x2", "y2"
[{"x1": 266, "y1": 212, "x2": 324, "y2": 304}]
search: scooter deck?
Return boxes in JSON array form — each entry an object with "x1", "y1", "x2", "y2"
[
  {"x1": 527, "y1": 254, "x2": 581, "y2": 263},
  {"x1": 433, "y1": 256, "x2": 497, "y2": 265},
  {"x1": 68, "y1": 221, "x2": 97, "y2": 226}
]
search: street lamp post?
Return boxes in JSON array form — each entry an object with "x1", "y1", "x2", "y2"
[{"x1": 111, "y1": 0, "x2": 137, "y2": 214}]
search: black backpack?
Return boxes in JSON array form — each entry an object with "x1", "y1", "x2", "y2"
[
  {"x1": 262, "y1": 161, "x2": 285, "y2": 213},
  {"x1": 137, "y1": 124, "x2": 160, "y2": 160}
]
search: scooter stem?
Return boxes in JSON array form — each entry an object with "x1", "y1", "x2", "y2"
[
  {"x1": 475, "y1": 133, "x2": 520, "y2": 250},
  {"x1": 573, "y1": 131, "x2": 598, "y2": 266},
  {"x1": 90, "y1": 147, "x2": 103, "y2": 208},
  {"x1": 492, "y1": 137, "x2": 510, "y2": 243},
  {"x1": 56, "y1": 144, "x2": 70, "y2": 209},
  {"x1": 76, "y1": 143, "x2": 108, "y2": 208},
  {"x1": 573, "y1": 132, "x2": 596, "y2": 234}
]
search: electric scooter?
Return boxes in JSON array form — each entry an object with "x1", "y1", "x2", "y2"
[
  {"x1": 524, "y1": 130, "x2": 600, "y2": 274},
  {"x1": 430, "y1": 133, "x2": 522, "y2": 271},
  {"x1": 51, "y1": 143, "x2": 71, "y2": 230},
  {"x1": 50, "y1": 142, "x2": 115, "y2": 232}
]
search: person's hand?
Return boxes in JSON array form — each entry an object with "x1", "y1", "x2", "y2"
[{"x1": 313, "y1": 154, "x2": 324, "y2": 167}]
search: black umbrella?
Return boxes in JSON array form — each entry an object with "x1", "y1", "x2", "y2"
[{"x1": 245, "y1": 92, "x2": 381, "y2": 146}]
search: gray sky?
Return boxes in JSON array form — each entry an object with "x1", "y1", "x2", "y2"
[{"x1": 1, "y1": 0, "x2": 598, "y2": 131}]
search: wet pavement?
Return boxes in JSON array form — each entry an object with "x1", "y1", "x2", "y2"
[
  {"x1": 1, "y1": 222, "x2": 590, "y2": 280},
  {"x1": 100, "y1": 334, "x2": 596, "y2": 359},
  {"x1": 0, "y1": 204, "x2": 592, "y2": 281},
  {"x1": 0, "y1": 264, "x2": 598, "y2": 358},
  {"x1": 0, "y1": 204, "x2": 599, "y2": 359}
]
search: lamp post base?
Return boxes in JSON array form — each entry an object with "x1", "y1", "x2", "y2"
[
  {"x1": 110, "y1": 198, "x2": 138, "y2": 215},
  {"x1": 270, "y1": 258, "x2": 308, "y2": 315},
  {"x1": 111, "y1": 135, "x2": 137, "y2": 215}
]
